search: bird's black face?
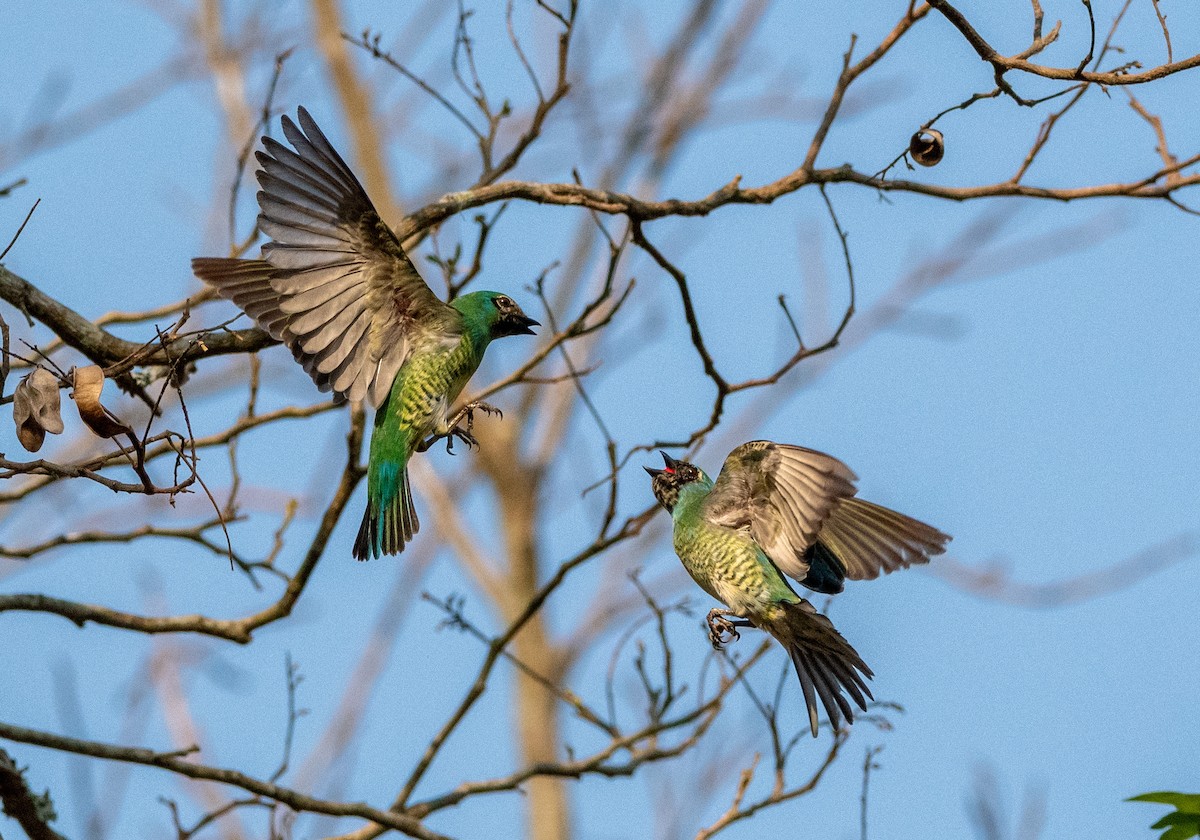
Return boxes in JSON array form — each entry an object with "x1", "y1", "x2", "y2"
[
  {"x1": 490, "y1": 295, "x2": 540, "y2": 338},
  {"x1": 643, "y1": 452, "x2": 702, "y2": 513}
]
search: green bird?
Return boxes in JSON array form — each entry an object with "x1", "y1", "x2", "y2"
[
  {"x1": 645, "y1": 441, "x2": 950, "y2": 736},
  {"x1": 193, "y1": 108, "x2": 538, "y2": 560}
]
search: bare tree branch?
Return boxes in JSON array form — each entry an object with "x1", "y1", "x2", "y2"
[
  {"x1": 931, "y1": 532, "x2": 1200, "y2": 608},
  {"x1": 0, "y1": 749, "x2": 67, "y2": 840},
  {"x1": 0, "y1": 722, "x2": 450, "y2": 840}
]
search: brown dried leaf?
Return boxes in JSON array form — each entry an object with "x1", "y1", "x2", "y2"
[
  {"x1": 12, "y1": 368, "x2": 64, "y2": 452},
  {"x1": 71, "y1": 365, "x2": 132, "y2": 439}
]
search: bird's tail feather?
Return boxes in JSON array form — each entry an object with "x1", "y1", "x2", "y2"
[
  {"x1": 353, "y1": 465, "x2": 419, "y2": 560},
  {"x1": 766, "y1": 600, "x2": 874, "y2": 737}
]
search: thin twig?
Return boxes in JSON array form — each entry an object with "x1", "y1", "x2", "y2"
[{"x1": 0, "y1": 199, "x2": 40, "y2": 262}]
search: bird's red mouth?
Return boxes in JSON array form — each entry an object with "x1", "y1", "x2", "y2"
[{"x1": 645, "y1": 451, "x2": 681, "y2": 479}]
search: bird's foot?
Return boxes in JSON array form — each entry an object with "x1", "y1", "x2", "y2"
[
  {"x1": 706, "y1": 608, "x2": 748, "y2": 650},
  {"x1": 432, "y1": 402, "x2": 502, "y2": 454},
  {"x1": 416, "y1": 426, "x2": 480, "y2": 455},
  {"x1": 415, "y1": 404, "x2": 502, "y2": 455},
  {"x1": 445, "y1": 424, "x2": 478, "y2": 454},
  {"x1": 450, "y1": 400, "x2": 503, "y2": 433}
]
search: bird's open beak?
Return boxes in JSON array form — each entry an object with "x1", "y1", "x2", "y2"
[
  {"x1": 645, "y1": 451, "x2": 681, "y2": 478},
  {"x1": 510, "y1": 313, "x2": 540, "y2": 336}
]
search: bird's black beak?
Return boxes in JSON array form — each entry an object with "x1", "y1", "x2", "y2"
[
  {"x1": 509, "y1": 312, "x2": 540, "y2": 336},
  {"x1": 645, "y1": 451, "x2": 682, "y2": 478}
]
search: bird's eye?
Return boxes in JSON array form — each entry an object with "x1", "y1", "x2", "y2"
[{"x1": 494, "y1": 295, "x2": 512, "y2": 309}]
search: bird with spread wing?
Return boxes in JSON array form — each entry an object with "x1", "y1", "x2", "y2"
[
  {"x1": 194, "y1": 108, "x2": 538, "y2": 560},
  {"x1": 646, "y1": 440, "x2": 949, "y2": 736}
]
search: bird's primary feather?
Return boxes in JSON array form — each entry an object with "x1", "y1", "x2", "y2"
[{"x1": 818, "y1": 496, "x2": 950, "y2": 582}]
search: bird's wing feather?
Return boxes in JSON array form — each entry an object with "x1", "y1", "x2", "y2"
[
  {"x1": 703, "y1": 441, "x2": 858, "y2": 584},
  {"x1": 191, "y1": 259, "x2": 289, "y2": 339},
  {"x1": 818, "y1": 497, "x2": 950, "y2": 580},
  {"x1": 196, "y1": 107, "x2": 457, "y2": 407}
]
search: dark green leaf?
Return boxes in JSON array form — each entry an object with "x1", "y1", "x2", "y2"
[
  {"x1": 1160, "y1": 824, "x2": 1200, "y2": 840},
  {"x1": 1152, "y1": 812, "x2": 1200, "y2": 828},
  {"x1": 1131, "y1": 792, "x2": 1200, "y2": 840},
  {"x1": 1130, "y1": 793, "x2": 1200, "y2": 810}
]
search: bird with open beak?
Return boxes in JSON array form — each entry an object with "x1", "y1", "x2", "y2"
[{"x1": 646, "y1": 441, "x2": 949, "y2": 736}]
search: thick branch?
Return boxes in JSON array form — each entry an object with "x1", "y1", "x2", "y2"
[
  {"x1": 0, "y1": 723, "x2": 447, "y2": 840},
  {"x1": 398, "y1": 159, "x2": 1200, "y2": 237},
  {"x1": 0, "y1": 749, "x2": 67, "y2": 840},
  {"x1": 931, "y1": 532, "x2": 1199, "y2": 607},
  {"x1": 0, "y1": 266, "x2": 273, "y2": 368},
  {"x1": 311, "y1": 0, "x2": 403, "y2": 224}
]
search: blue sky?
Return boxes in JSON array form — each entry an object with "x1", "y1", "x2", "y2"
[{"x1": 2, "y1": 2, "x2": 1198, "y2": 839}]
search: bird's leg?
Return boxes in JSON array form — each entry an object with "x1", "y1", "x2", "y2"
[
  {"x1": 415, "y1": 427, "x2": 478, "y2": 454},
  {"x1": 706, "y1": 608, "x2": 752, "y2": 650}
]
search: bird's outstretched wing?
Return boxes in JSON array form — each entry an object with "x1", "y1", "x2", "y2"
[
  {"x1": 704, "y1": 440, "x2": 948, "y2": 586},
  {"x1": 193, "y1": 107, "x2": 456, "y2": 407},
  {"x1": 704, "y1": 441, "x2": 856, "y2": 582}
]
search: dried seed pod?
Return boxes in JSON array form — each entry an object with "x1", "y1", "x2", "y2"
[
  {"x1": 909, "y1": 128, "x2": 944, "y2": 167},
  {"x1": 12, "y1": 368, "x2": 64, "y2": 452},
  {"x1": 71, "y1": 365, "x2": 132, "y2": 439}
]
